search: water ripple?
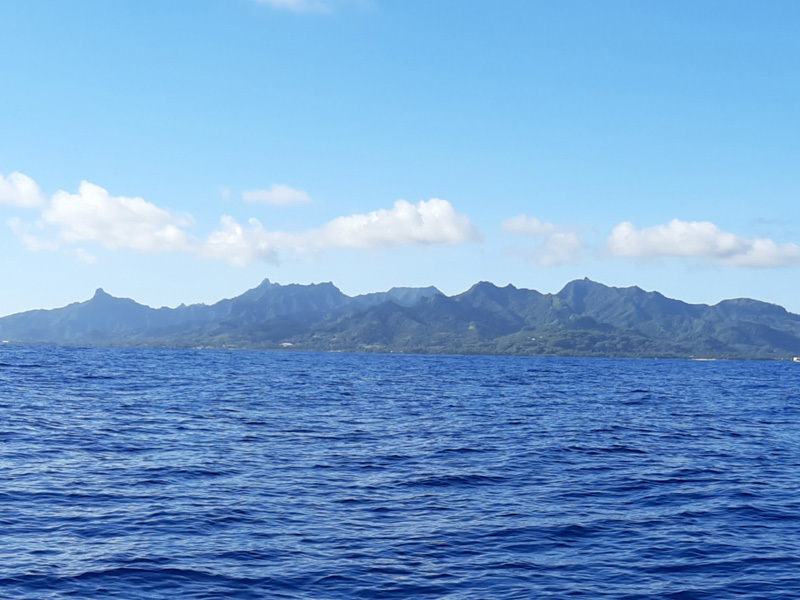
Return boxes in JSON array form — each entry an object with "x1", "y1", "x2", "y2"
[{"x1": 0, "y1": 347, "x2": 799, "y2": 598}]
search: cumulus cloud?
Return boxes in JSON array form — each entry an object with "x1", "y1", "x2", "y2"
[
  {"x1": 7, "y1": 172, "x2": 479, "y2": 268},
  {"x1": 202, "y1": 216, "x2": 284, "y2": 267},
  {"x1": 8, "y1": 179, "x2": 195, "y2": 256},
  {"x1": 42, "y1": 182, "x2": 195, "y2": 252},
  {"x1": 607, "y1": 219, "x2": 800, "y2": 267},
  {"x1": 322, "y1": 198, "x2": 479, "y2": 249},
  {"x1": 502, "y1": 214, "x2": 584, "y2": 266},
  {"x1": 202, "y1": 198, "x2": 481, "y2": 266},
  {"x1": 0, "y1": 172, "x2": 45, "y2": 207},
  {"x1": 243, "y1": 184, "x2": 311, "y2": 206}
]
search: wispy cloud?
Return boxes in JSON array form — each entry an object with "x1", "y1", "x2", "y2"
[
  {"x1": 7, "y1": 217, "x2": 60, "y2": 251},
  {"x1": 250, "y1": 0, "x2": 368, "y2": 13},
  {"x1": 0, "y1": 172, "x2": 45, "y2": 207},
  {"x1": 243, "y1": 184, "x2": 311, "y2": 206},
  {"x1": 203, "y1": 198, "x2": 481, "y2": 266},
  {"x1": 67, "y1": 248, "x2": 98, "y2": 265},
  {"x1": 502, "y1": 214, "x2": 585, "y2": 266},
  {"x1": 253, "y1": 0, "x2": 323, "y2": 11},
  {"x1": 607, "y1": 219, "x2": 800, "y2": 267}
]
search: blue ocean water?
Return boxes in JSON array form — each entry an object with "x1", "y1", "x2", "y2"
[{"x1": 0, "y1": 346, "x2": 799, "y2": 599}]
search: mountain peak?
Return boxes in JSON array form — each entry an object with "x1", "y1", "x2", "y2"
[
  {"x1": 92, "y1": 288, "x2": 112, "y2": 300},
  {"x1": 466, "y1": 281, "x2": 501, "y2": 293},
  {"x1": 560, "y1": 277, "x2": 602, "y2": 290}
]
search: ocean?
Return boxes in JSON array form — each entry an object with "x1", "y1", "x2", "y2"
[{"x1": 1, "y1": 345, "x2": 798, "y2": 599}]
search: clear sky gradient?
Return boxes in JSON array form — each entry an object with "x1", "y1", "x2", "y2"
[{"x1": 2, "y1": 0, "x2": 799, "y2": 316}]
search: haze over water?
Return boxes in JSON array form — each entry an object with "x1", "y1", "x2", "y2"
[{"x1": 1, "y1": 346, "x2": 799, "y2": 599}]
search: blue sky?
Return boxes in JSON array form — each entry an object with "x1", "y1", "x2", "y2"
[{"x1": 2, "y1": 0, "x2": 800, "y2": 315}]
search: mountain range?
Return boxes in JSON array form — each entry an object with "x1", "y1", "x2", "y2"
[{"x1": 2, "y1": 278, "x2": 800, "y2": 359}]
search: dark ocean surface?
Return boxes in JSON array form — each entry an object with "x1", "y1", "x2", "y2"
[{"x1": 1, "y1": 346, "x2": 799, "y2": 599}]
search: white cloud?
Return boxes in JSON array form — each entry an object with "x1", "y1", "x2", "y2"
[
  {"x1": 607, "y1": 219, "x2": 800, "y2": 267},
  {"x1": 9, "y1": 179, "x2": 196, "y2": 256},
  {"x1": 322, "y1": 198, "x2": 479, "y2": 249},
  {"x1": 8, "y1": 173, "x2": 478, "y2": 267},
  {"x1": 42, "y1": 182, "x2": 195, "y2": 252},
  {"x1": 202, "y1": 216, "x2": 284, "y2": 267},
  {"x1": 243, "y1": 184, "x2": 311, "y2": 206},
  {"x1": 502, "y1": 214, "x2": 584, "y2": 266},
  {"x1": 0, "y1": 172, "x2": 45, "y2": 207},
  {"x1": 202, "y1": 198, "x2": 480, "y2": 266}
]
